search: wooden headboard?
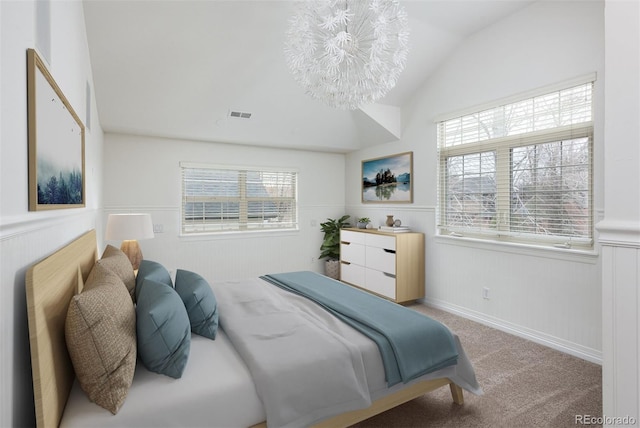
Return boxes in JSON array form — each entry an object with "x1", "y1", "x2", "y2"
[{"x1": 25, "y1": 230, "x2": 98, "y2": 428}]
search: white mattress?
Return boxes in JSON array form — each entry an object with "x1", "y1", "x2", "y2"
[
  {"x1": 61, "y1": 331, "x2": 266, "y2": 428},
  {"x1": 61, "y1": 278, "x2": 480, "y2": 427}
]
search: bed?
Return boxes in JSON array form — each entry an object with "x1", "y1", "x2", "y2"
[{"x1": 26, "y1": 229, "x2": 481, "y2": 428}]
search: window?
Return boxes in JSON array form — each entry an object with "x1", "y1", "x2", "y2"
[
  {"x1": 437, "y1": 76, "x2": 594, "y2": 249},
  {"x1": 181, "y1": 163, "x2": 298, "y2": 234}
]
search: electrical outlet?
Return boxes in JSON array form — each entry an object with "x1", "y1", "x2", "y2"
[
  {"x1": 482, "y1": 287, "x2": 490, "y2": 300},
  {"x1": 153, "y1": 224, "x2": 164, "y2": 233}
]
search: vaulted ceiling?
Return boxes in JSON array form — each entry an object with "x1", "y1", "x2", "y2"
[{"x1": 83, "y1": 0, "x2": 535, "y2": 153}]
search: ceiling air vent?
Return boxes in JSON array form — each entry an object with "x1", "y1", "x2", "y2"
[{"x1": 228, "y1": 110, "x2": 252, "y2": 119}]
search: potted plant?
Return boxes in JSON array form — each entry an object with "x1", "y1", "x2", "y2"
[
  {"x1": 319, "y1": 215, "x2": 350, "y2": 279},
  {"x1": 356, "y1": 217, "x2": 371, "y2": 229}
]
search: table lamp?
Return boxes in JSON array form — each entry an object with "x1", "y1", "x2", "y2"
[{"x1": 105, "y1": 213, "x2": 155, "y2": 270}]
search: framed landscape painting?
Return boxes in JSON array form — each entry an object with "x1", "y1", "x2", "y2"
[
  {"x1": 27, "y1": 49, "x2": 85, "y2": 211},
  {"x1": 362, "y1": 152, "x2": 413, "y2": 203}
]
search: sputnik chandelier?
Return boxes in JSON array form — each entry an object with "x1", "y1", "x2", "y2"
[{"x1": 284, "y1": 0, "x2": 410, "y2": 110}]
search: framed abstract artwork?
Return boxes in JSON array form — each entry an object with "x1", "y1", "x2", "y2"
[
  {"x1": 27, "y1": 48, "x2": 85, "y2": 211},
  {"x1": 362, "y1": 151, "x2": 413, "y2": 203}
]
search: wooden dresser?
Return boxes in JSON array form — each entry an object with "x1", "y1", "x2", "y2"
[{"x1": 339, "y1": 228, "x2": 425, "y2": 304}]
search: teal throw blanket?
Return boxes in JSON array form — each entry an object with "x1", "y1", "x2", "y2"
[{"x1": 261, "y1": 271, "x2": 458, "y2": 386}]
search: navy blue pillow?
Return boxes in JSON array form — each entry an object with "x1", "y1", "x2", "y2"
[
  {"x1": 175, "y1": 269, "x2": 219, "y2": 340},
  {"x1": 136, "y1": 260, "x2": 172, "y2": 301},
  {"x1": 136, "y1": 279, "x2": 190, "y2": 379}
]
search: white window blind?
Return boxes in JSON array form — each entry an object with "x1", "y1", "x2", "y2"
[
  {"x1": 437, "y1": 78, "x2": 594, "y2": 249},
  {"x1": 181, "y1": 163, "x2": 298, "y2": 234}
]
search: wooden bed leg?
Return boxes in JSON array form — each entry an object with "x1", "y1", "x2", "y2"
[{"x1": 449, "y1": 383, "x2": 464, "y2": 405}]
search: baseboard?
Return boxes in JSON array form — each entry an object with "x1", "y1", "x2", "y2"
[{"x1": 423, "y1": 297, "x2": 603, "y2": 365}]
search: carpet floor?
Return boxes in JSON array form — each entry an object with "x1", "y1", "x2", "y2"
[{"x1": 352, "y1": 304, "x2": 602, "y2": 428}]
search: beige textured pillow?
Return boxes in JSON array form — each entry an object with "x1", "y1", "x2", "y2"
[
  {"x1": 65, "y1": 263, "x2": 137, "y2": 414},
  {"x1": 97, "y1": 245, "x2": 136, "y2": 300}
]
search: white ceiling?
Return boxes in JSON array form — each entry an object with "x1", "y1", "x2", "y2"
[{"x1": 83, "y1": 0, "x2": 535, "y2": 153}]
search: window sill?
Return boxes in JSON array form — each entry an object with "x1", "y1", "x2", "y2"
[
  {"x1": 434, "y1": 233, "x2": 599, "y2": 264},
  {"x1": 179, "y1": 228, "x2": 299, "y2": 241}
]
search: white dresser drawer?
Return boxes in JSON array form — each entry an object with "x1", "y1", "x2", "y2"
[
  {"x1": 341, "y1": 242, "x2": 365, "y2": 265},
  {"x1": 341, "y1": 262, "x2": 365, "y2": 288},
  {"x1": 365, "y1": 269, "x2": 396, "y2": 300},
  {"x1": 341, "y1": 230, "x2": 366, "y2": 245},
  {"x1": 365, "y1": 234, "x2": 396, "y2": 251},
  {"x1": 365, "y1": 246, "x2": 396, "y2": 274}
]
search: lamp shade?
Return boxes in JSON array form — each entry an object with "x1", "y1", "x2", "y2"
[{"x1": 105, "y1": 213, "x2": 155, "y2": 241}]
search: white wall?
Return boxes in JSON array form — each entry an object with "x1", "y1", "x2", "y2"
[
  {"x1": 102, "y1": 134, "x2": 346, "y2": 283},
  {"x1": 346, "y1": 0, "x2": 604, "y2": 362},
  {"x1": 600, "y1": 0, "x2": 640, "y2": 424},
  {"x1": 0, "y1": 1, "x2": 103, "y2": 426}
]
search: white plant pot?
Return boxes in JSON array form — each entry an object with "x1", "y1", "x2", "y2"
[{"x1": 324, "y1": 259, "x2": 340, "y2": 280}]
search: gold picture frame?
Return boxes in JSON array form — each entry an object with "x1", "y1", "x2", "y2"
[
  {"x1": 27, "y1": 48, "x2": 85, "y2": 211},
  {"x1": 362, "y1": 151, "x2": 413, "y2": 203}
]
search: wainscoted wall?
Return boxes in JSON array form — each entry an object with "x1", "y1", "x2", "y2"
[
  {"x1": 346, "y1": 1, "x2": 604, "y2": 363},
  {"x1": 601, "y1": 242, "x2": 639, "y2": 423},
  {"x1": 0, "y1": 215, "x2": 99, "y2": 427},
  {"x1": 600, "y1": 0, "x2": 640, "y2": 422},
  {"x1": 0, "y1": 1, "x2": 104, "y2": 426},
  {"x1": 429, "y1": 237, "x2": 601, "y2": 362},
  {"x1": 102, "y1": 134, "x2": 347, "y2": 284}
]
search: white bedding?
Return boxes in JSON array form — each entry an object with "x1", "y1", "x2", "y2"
[
  {"x1": 61, "y1": 277, "x2": 480, "y2": 428},
  {"x1": 213, "y1": 278, "x2": 372, "y2": 428},
  {"x1": 61, "y1": 331, "x2": 266, "y2": 428},
  {"x1": 244, "y1": 278, "x2": 481, "y2": 399}
]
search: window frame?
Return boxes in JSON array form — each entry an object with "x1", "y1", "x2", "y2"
[
  {"x1": 436, "y1": 75, "x2": 595, "y2": 250},
  {"x1": 180, "y1": 162, "x2": 299, "y2": 236}
]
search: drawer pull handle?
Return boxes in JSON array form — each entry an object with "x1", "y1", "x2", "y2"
[
  {"x1": 341, "y1": 241, "x2": 351, "y2": 245},
  {"x1": 383, "y1": 272, "x2": 396, "y2": 279},
  {"x1": 341, "y1": 261, "x2": 351, "y2": 265},
  {"x1": 383, "y1": 249, "x2": 396, "y2": 254}
]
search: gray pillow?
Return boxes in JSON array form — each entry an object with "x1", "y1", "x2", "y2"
[
  {"x1": 175, "y1": 269, "x2": 219, "y2": 340},
  {"x1": 136, "y1": 278, "x2": 190, "y2": 379},
  {"x1": 135, "y1": 259, "x2": 172, "y2": 301}
]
